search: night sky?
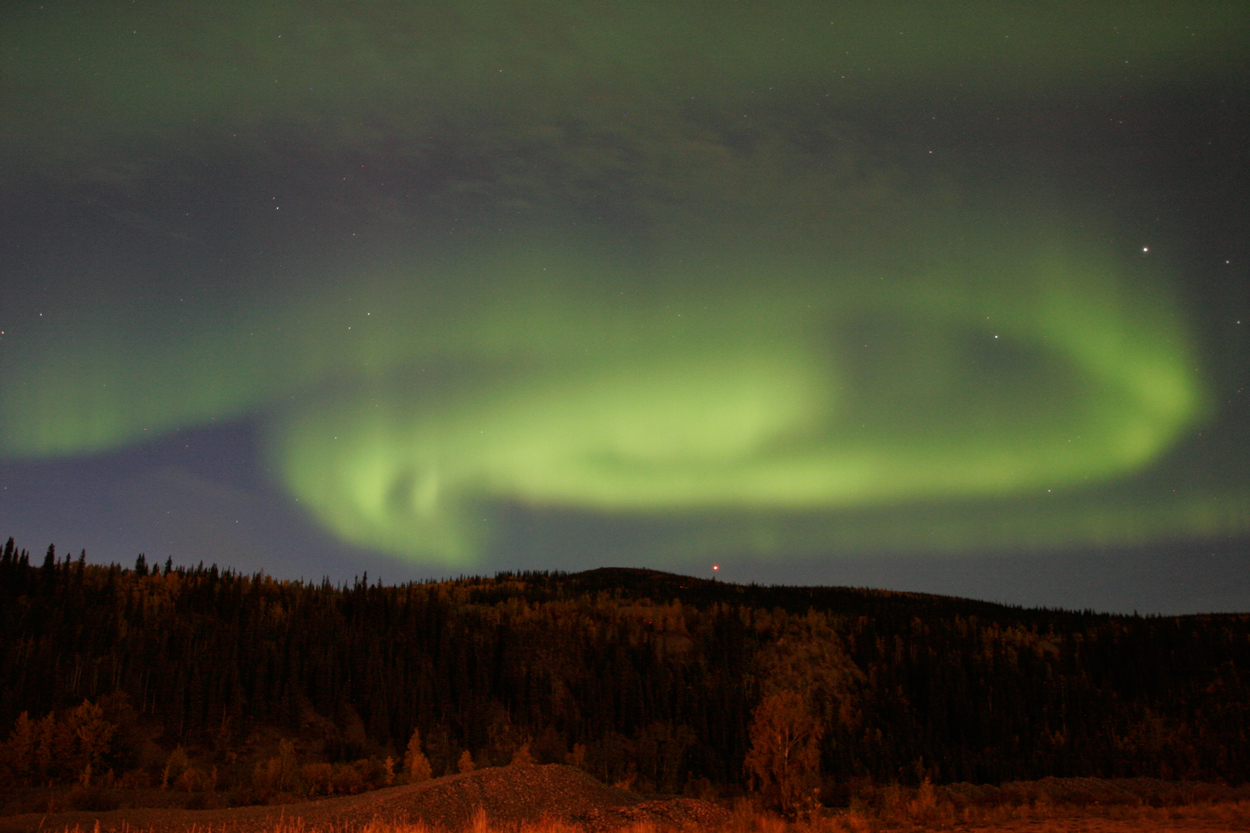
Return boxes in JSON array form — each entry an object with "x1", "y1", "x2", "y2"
[{"x1": 2, "y1": 2, "x2": 1248, "y2": 613}]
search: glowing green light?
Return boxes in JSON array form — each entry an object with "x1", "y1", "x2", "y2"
[
  {"x1": 0, "y1": 215, "x2": 1219, "y2": 564},
  {"x1": 244, "y1": 223, "x2": 1206, "y2": 564},
  {"x1": 1, "y1": 1, "x2": 1242, "y2": 567}
]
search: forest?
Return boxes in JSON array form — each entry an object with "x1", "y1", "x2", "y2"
[{"x1": 1, "y1": 537, "x2": 1247, "y2": 810}]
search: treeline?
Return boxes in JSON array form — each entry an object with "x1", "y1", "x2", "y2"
[{"x1": 1, "y1": 538, "x2": 1248, "y2": 796}]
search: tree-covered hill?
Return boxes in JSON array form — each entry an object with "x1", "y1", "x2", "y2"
[{"x1": 1, "y1": 538, "x2": 1247, "y2": 799}]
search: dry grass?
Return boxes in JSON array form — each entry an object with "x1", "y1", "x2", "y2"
[
  {"x1": 8, "y1": 772, "x2": 1250, "y2": 833},
  {"x1": 25, "y1": 801, "x2": 1250, "y2": 833}
]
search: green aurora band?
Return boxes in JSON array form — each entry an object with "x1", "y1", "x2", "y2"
[
  {"x1": 1, "y1": 1, "x2": 1245, "y2": 567},
  {"x1": 0, "y1": 217, "x2": 1213, "y2": 565},
  {"x1": 272, "y1": 235, "x2": 1205, "y2": 564}
]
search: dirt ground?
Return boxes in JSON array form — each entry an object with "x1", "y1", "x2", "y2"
[
  {"x1": 0, "y1": 763, "x2": 726, "y2": 833},
  {"x1": 1, "y1": 766, "x2": 1246, "y2": 833},
  {"x1": 847, "y1": 802, "x2": 1250, "y2": 833},
  {"x1": 928, "y1": 817, "x2": 1247, "y2": 833}
]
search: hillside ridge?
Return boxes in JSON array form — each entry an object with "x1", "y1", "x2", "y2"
[{"x1": 3, "y1": 537, "x2": 1248, "y2": 797}]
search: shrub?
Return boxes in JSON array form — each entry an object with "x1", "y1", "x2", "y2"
[
  {"x1": 301, "y1": 762, "x2": 335, "y2": 796},
  {"x1": 330, "y1": 762, "x2": 366, "y2": 795}
]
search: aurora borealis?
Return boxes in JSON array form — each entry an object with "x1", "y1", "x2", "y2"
[{"x1": 2, "y1": 2, "x2": 1247, "y2": 611}]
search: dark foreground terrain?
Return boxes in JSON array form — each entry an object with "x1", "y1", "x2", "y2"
[
  {"x1": 0, "y1": 764, "x2": 723, "y2": 833},
  {"x1": 2, "y1": 766, "x2": 1249, "y2": 833},
  {"x1": 3, "y1": 543, "x2": 1248, "y2": 816}
]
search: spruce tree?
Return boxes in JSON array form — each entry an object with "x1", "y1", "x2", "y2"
[{"x1": 404, "y1": 728, "x2": 433, "y2": 782}]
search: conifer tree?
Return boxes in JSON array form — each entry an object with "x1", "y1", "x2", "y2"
[
  {"x1": 404, "y1": 728, "x2": 432, "y2": 782},
  {"x1": 0, "y1": 712, "x2": 35, "y2": 781}
]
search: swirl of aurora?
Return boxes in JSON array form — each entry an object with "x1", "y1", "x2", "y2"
[
  {"x1": 263, "y1": 227, "x2": 1205, "y2": 564},
  {"x1": 0, "y1": 210, "x2": 1209, "y2": 566},
  {"x1": 1, "y1": 0, "x2": 1238, "y2": 568}
]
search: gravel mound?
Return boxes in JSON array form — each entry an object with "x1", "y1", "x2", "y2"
[{"x1": 367, "y1": 763, "x2": 669, "y2": 830}]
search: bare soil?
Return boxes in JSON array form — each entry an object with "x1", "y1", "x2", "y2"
[
  {"x1": 830, "y1": 799, "x2": 1250, "y2": 833},
  {"x1": 916, "y1": 808, "x2": 1250, "y2": 833}
]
